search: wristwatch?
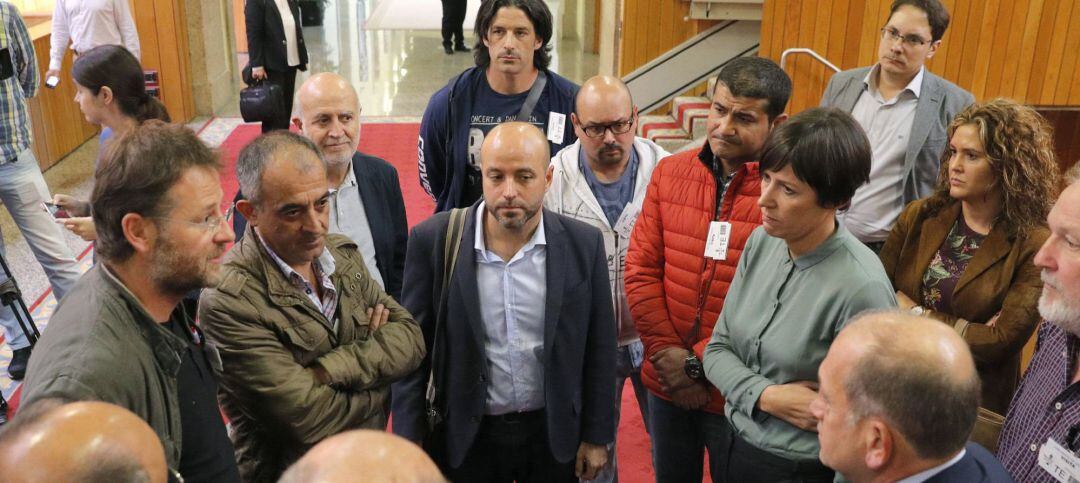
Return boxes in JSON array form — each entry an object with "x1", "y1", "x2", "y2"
[
  {"x1": 684, "y1": 354, "x2": 704, "y2": 380},
  {"x1": 910, "y1": 305, "x2": 926, "y2": 316}
]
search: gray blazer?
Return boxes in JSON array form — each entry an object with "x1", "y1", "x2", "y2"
[{"x1": 821, "y1": 66, "x2": 974, "y2": 204}]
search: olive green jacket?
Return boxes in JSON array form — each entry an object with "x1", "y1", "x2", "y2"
[{"x1": 199, "y1": 229, "x2": 424, "y2": 482}]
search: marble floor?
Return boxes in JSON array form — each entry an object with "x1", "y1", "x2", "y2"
[{"x1": 0, "y1": 0, "x2": 599, "y2": 317}]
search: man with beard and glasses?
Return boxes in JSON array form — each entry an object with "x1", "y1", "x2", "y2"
[
  {"x1": 998, "y1": 169, "x2": 1080, "y2": 483},
  {"x1": 820, "y1": 0, "x2": 973, "y2": 251},
  {"x1": 199, "y1": 131, "x2": 425, "y2": 482},
  {"x1": 21, "y1": 121, "x2": 241, "y2": 483},
  {"x1": 418, "y1": 0, "x2": 579, "y2": 212},
  {"x1": 544, "y1": 74, "x2": 668, "y2": 483},
  {"x1": 393, "y1": 122, "x2": 616, "y2": 482}
]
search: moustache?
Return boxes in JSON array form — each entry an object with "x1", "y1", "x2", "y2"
[{"x1": 1042, "y1": 271, "x2": 1059, "y2": 290}]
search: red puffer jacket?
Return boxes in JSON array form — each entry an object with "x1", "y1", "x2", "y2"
[{"x1": 625, "y1": 146, "x2": 762, "y2": 414}]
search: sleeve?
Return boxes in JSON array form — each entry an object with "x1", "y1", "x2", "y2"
[
  {"x1": 833, "y1": 279, "x2": 898, "y2": 337},
  {"x1": 114, "y1": 0, "x2": 141, "y2": 60},
  {"x1": 245, "y1": 0, "x2": 266, "y2": 69},
  {"x1": 390, "y1": 225, "x2": 439, "y2": 442},
  {"x1": 702, "y1": 232, "x2": 775, "y2": 418},
  {"x1": 314, "y1": 252, "x2": 425, "y2": 389},
  {"x1": 580, "y1": 230, "x2": 617, "y2": 445},
  {"x1": 387, "y1": 167, "x2": 409, "y2": 301},
  {"x1": 624, "y1": 168, "x2": 685, "y2": 359},
  {"x1": 878, "y1": 201, "x2": 919, "y2": 283},
  {"x1": 8, "y1": 6, "x2": 38, "y2": 99},
  {"x1": 943, "y1": 235, "x2": 1046, "y2": 366},
  {"x1": 418, "y1": 89, "x2": 450, "y2": 203},
  {"x1": 48, "y1": 0, "x2": 70, "y2": 71},
  {"x1": 199, "y1": 290, "x2": 384, "y2": 445}
]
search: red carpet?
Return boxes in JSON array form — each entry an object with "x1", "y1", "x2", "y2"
[{"x1": 216, "y1": 122, "x2": 670, "y2": 482}]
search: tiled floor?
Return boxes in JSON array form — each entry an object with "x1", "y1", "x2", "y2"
[{"x1": 0, "y1": 0, "x2": 599, "y2": 362}]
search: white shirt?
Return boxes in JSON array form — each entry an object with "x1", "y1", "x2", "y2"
[
  {"x1": 841, "y1": 65, "x2": 924, "y2": 243},
  {"x1": 896, "y1": 449, "x2": 967, "y2": 483},
  {"x1": 273, "y1": 0, "x2": 300, "y2": 67},
  {"x1": 327, "y1": 164, "x2": 385, "y2": 290},
  {"x1": 474, "y1": 202, "x2": 548, "y2": 415},
  {"x1": 49, "y1": 0, "x2": 141, "y2": 71}
]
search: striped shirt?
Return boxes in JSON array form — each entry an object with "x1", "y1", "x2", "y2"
[
  {"x1": 998, "y1": 321, "x2": 1080, "y2": 482},
  {"x1": 0, "y1": 1, "x2": 38, "y2": 162}
]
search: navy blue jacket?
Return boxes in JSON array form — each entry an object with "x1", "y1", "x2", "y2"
[
  {"x1": 925, "y1": 442, "x2": 1015, "y2": 483},
  {"x1": 391, "y1": 203, "x2": 616, "y2": 468},
  {"x1": 417, "y1": 67, "x2": 579, "y2": 212},
  {"x1": 231, "y1": 151, "x2": 408, "y2": 300}
]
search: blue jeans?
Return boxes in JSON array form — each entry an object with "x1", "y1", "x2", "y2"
[
  {"x1": 647, "y1": 392, "x2": 727, "y2": 483},
  {"x1": 0, "y1": 149, "x2": 80, "y2": 349},
  {"x1": 590, "y1": 340, "x2": 650, "y2": 483}
]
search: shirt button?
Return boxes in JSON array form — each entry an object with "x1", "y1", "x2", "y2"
[
  {"x1": 1031, "y1": 443, "x2": 1039, "y2": 452},
  {"x1": 1056, "y1": 402, "x2": 1064, "y2": 411}
]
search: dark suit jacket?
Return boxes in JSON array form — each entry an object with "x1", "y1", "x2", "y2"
[
  {"x1": 880, "y1": 198, "x2": 1047, "y2": 413},
  {"x1": 232, "y1": 151, "x2": 408, "y2": 300},
  {"x1": 245, "y1": 0, "x2": 308, "y2": 72},
  {"x1": 391, "y1": 203, "x2": 617, "y2": 468},
  {"x1": 925, "y1": 442, "x2": 1015, "y2": 482}
]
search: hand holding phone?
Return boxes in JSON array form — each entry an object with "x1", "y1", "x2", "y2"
[
  {"x1": 45, "y1": 75, "x2": 59, "y2": 89},
  {"x1": 42, "y1": 201, "x2": 70, "y2": 219}
]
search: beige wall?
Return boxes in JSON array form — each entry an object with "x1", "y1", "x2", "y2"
[{"x1": 186, "y1": 0, "x2": 239, "y2": 116}]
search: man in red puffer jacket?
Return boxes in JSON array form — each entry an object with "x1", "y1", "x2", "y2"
[{"x1": 625, "y1": 56, "x2": 791, "y2": 483}]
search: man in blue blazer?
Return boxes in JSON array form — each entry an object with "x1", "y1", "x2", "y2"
[
  {"x1": 393, "y1": 122, "x2": 616, "y2": 482},
  {"x1": 820, "y1": 0, "x2": 973, "y2": 250},
  {"x1": 812, "y1": 311, "x2": 1013, "y2": 483}
]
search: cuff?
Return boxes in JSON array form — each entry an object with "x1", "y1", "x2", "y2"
[
  {"x1": 736, "y1": 378, "x2": 775, "y2": 420},
  {"x1": 953, "y1": 318, "x2": 970, "y2": 336},
  {"x1": 315, "y1": 351, "x2": 356, "y2": 387}
]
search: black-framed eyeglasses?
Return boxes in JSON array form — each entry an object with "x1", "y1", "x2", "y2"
[
  {"x1": 581, "y1": 117, "x2": 635, "y2": 138},
  {"x1": 880, "y1": 27, "x2": 930, "y2": 48}
]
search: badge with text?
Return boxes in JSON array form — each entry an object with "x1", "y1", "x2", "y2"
[
  {"x1": 547, "y1": 112, "x2": 566, "y2": 144},
  {"x1": 614, "y1": 205, "x2": 641, "y2": 238},
  {"x1": 1039, "y1": 437, "x2": 1080, "y2": 483},
  {"x1": 704, "y1": 221, "x2": 732, "y2": 260}
]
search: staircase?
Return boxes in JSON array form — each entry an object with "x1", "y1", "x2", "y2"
[{"x1": 638, "y1": 92, "x2": 712, "y2": 153}]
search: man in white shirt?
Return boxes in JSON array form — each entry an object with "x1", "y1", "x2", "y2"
[
  {"x1": 820, "y1": 0, "x2": 973, "y2": 250},
  {"x1": 46, "y1": 0, "x2": 140, "y2": 85},
  {"x1": 811, "y1": 310, "x2": 1012, "y2": 483}
]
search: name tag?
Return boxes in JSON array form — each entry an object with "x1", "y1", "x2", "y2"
[
  {"x1": 614, "y1": 205, "x2": 641, "y2": 238},
  {"x1": 1039, "y1": 437, "x2": 1080, "y2": 483},
  {"x1": 547, "y1": 112, "x2": 566, "y2": 144},
  {"x1": 704, "y1": 221, "x2": 732, "y2": 260}
]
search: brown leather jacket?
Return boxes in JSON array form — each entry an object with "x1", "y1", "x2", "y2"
[
  {"x1": 199, "y1": 229, "x2": 424, "y2": 482},
  {"x1": 880, "y1": 199, "x2": 1047, "y2": 413}
]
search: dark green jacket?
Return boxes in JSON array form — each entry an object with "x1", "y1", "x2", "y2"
[
  {"x1": 199, "y1": 228, "x2": 424, "y2": 482},
  {"x1": 22, "y1": 264, "x2": 194, "y2": 469}
]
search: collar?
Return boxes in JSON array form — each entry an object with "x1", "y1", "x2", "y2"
[
  {"x1": 473, "y1": 201, "x2": 547, "y2": 261},
  {"x1": 254, "y1": 229, "x2": 337, "y2": 284},
  {"x1": 864, "y1": 64, "x2": 925, "y2": 99},
  {"x1": 790, "y1": 220, "x2": 849, "y2": 270},
  {"x1": 896, "y1": 449, "x2": 966, "y2": 483},
  {"x1": 697, "y1": 143, "x2": 740, "y2": 181},
  {"x1": 99, "y1": 264, "x2": 188, "y2": 372},
  {"x1": 337, "y1": 161, "x2": 358, "y2": 189}
]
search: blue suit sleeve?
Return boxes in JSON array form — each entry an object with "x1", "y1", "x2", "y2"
[
  {"x1": 390, "y1": 224, "x2": 438, "y2": 442},
  {"x1": 418, "y1": 88, "x2": 450, "y2": 204}
]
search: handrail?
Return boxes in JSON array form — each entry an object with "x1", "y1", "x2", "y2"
[{"x1": 779, "y1": 48, "x2": 840, "y2": 73}]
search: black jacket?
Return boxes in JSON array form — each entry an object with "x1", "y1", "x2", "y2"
[
  {"x1": 391, "y1": 203, "x2": 617, "y2": 468},
  {"x1": 232, "y1": 152, "x2": 408, "y2": 300},
  {"x1": 926, "y1": 443, "x2": 1015, "y2": 483},
  {"x1": 245, "y1": 0, "x2": 308, "y2": 72}
]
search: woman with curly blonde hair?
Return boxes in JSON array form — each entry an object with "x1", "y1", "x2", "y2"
[{"x1": 879, "y1": 98, "x2": 1059, "y2": 413}]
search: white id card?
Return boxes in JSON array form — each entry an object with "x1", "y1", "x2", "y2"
[
  {"x1": 614, "y1": 205, "x2": 641, "y2": 239},
  {"x1": 547, "y1": 112, "x2": 566, "y2": 144},
  {"x1": 1039, "y1": 437, "x2": 1080, "y2": 483},
  {"x1": 704, "y1": 221, "x2": 732, "y2": 260}
]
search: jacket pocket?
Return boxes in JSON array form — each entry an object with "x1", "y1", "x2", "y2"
[{"x1": 283, "y1": 322, "x2": 328, "y2": 352}]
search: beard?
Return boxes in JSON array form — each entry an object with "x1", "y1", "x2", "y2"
[
  {"x1": 486, "y1": 198, "x2": 541, "y2": 231},
  {"x1": 1039, "y1": 271, "x2": 1080, "y2": 336},
  {"x1": 149, "y1": 235, "x2": 224, "y2": 297}
]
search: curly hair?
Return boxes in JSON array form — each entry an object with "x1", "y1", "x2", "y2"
[{"x1": 923, "y1": 99, "x2": 1059, "y2": 238}]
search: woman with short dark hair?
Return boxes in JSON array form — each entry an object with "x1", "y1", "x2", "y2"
[
  {"x1": 703, "y1": 107, "x2": 897, "y2": 482},
  {"x1": 879, "y1": 99, "x2": 1057, "y2": 413}
]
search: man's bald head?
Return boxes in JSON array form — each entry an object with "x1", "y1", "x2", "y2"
[
  {"x1": 840, "y1": 310, "x2": 979, "y2": 457},
  {"x1": 0, "y1": 400, "x2": 168, "y2": 483},
  {"x1": 574, "y1": 75, "x2": 633, "y2": 115},
  {"x1": 572, "y1": 75, "x2": 638, "y2": 168},
  {"x1": 479, "y1": 122, "x2": 552, "y2": 231},
  {"x1": 280, "y1": 430, "x2": 446, "y2": 483},
  {"x1": 481, "y1": 121, "x2": 551, "y2": 167},
  {"x1": 293, "y1": 72, "x2": 363, "y2": 166}
]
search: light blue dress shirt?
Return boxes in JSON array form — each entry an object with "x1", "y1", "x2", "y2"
[{"x1": 474, "y1": 202, "x2": 548, "y2": 415}]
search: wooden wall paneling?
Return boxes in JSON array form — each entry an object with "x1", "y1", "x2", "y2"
[
  {"x1": 780, "y1": 0, "x2": 802, "y2": 114},
  {"x1": 1025, "y1": 0, "x2": 1057, "y2": 103},
  {"x1": 998, "y1": 1, "x2": 1030, "y2": 98},
  {"x1": 760, "y1": 0, "x2": 776, "y2": 57},
  {"x1": 939, "y1": 0, "x2": 967, "y2": 84},
  {"x1": 1013, "y1": 0, "x2": 1045, "y2": 100},
  {"x1": 956, "y1": 0, "x2": 984, "y2": 94},
  {"x1": 969, "y1": 0, "x2": 1000, "y2": 100},
  {"x1": 655, "y1": 0, "x2": 671, "y2": 63},
  {"x1": 1039, "y1": 0, "x2": 1072, "y2": 104},
  {"x1": 858, "y1": 0, "x2": 883, "y2": 68},
  {"x1": 618, "y1": 0, "x2": 635, "y2": 74},
  {"x1": 808, "y1": 0, "x2": 832, "y2": 113},
  {"x1": 841, "y1": 0, "x2": 865, "y2": 71},
  {"x1": 983, "y1": 0, "x2": 1014, "y2": 100},
  {"x1": 1053, "y1": 10, "x2": 1080, "y2": 104},
  {"x1": 824, "y1": 0, "x2": 851, "y2": 95}
]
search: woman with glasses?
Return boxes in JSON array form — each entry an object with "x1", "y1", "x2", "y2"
[
  {"x1": 703, "y1": 108, "x2": 896, "y2": 482},
  {"x1": 52, "y1": 45, "x2": 171, "y2": 242},
  {"x1": 879, "y1": 99, "x2": 1058, "y2": 414}
]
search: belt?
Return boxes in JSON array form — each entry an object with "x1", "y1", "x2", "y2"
[{"x1": 483, "y1": 409, "x2": 544, "y2": 425}]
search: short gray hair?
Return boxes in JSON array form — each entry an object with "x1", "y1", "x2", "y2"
[
  {"x1": 1066, "y1": 163, "x2": 1080, "y2": 185},
  {"x1": 236, "y1": 131, "x2": 324, "y2": 203}
]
